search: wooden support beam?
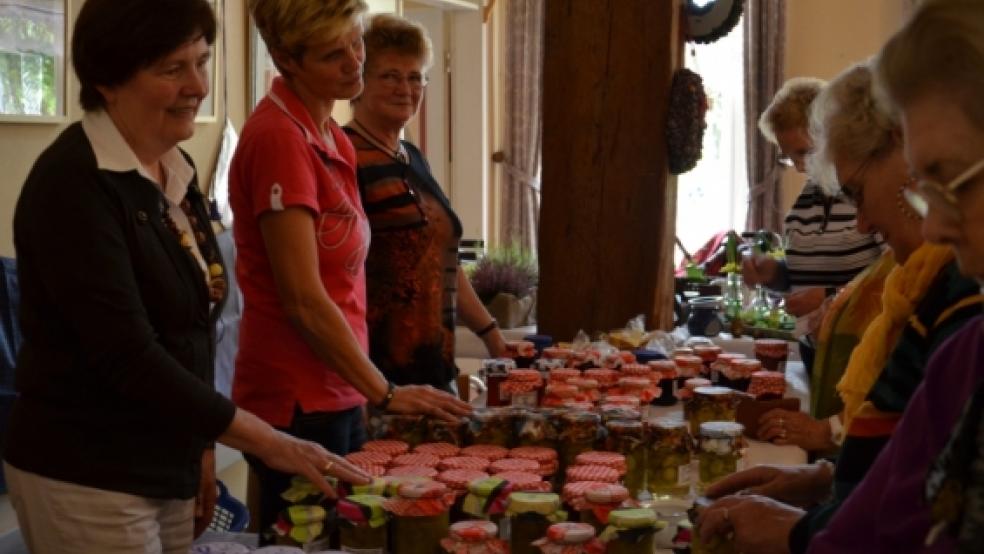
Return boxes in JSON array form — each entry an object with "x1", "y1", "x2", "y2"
[{"x1": 538, "y1": 0, "x2": 680, "y2": 340}]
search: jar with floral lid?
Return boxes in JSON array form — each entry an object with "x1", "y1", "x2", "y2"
[{"x1": 337, "y1": 494, "x2": 388, "y2": 553}]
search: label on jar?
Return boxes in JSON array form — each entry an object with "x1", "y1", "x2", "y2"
[
  {"x1": 677, "y1": 463, "x2": 691, "y2": 486},
  {"x1": 511, "y1": 390, "x2": 538, "y2": 408},
  {"x1": 342, "y1": 547, "x2": 384, "y2": 554}
]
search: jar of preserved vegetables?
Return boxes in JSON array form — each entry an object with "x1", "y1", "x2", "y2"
[
  {"x1": 600, "y1": 508, "x2": 662, "y2": 554},
  {"x1": 337, "y1": 494, "x2": 388, "y2": 553},
  {"x1": 697, "y1": 422, "x2": 746, "y2": 491},
  {"x1": 647, "y1": 418, "x2": 692, "y2": 499},
  {"x1": 506, "y1": 492, "x2": 566, "y2": 554},
  {"x1": 469, "y1": 408, "x2": 516, "y2": 447},
  {"x1": 557, "y1": 411, "x2": 601, "y2": 471},
  {"x1": 383, "y1": 480, "x2": 455, "y2": 554},
  {"x1": 604, "y1": 420, "x2": 646, "y2": 497},
  {"x1": 684, "y1": 386, "x2": 739, "y2": 435}
]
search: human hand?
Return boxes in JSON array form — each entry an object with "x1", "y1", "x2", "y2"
[
  {"x1": 784, "y1": 287, "x2": 827, "y2": 317},
  {"x1": 193, "y1": 448, "x2": 217, "y2": 538},
  {"x1": 697, "y1": 494, "x2": 804, "y2": 554},
  {"x1": 388, "y1": 384, "x2": 473, "y2": 423},
  {"x1": 257, "y1": 432, "x2": 371, "y2": 499},
  {"x1": 741, "y1": 254, "x2": 778, "y2": 286},
  {"x1": 758, "y1": 408, "x2": 835, "y2": 451},
  {"x1": 704, "y1": 462, "x2": 832, "y2": 507}
]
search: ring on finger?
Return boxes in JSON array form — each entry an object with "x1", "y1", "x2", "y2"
[
  {"x1": 778, "y1": 417, "x2": 785, "y2": 428},
  {"x1": 323, "y1": 460, "x2": 335, "y2": 473}
]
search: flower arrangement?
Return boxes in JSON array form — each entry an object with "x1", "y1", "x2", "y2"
[
  {"x1": 468, "y1": 244, "x2": 538, "y2": 304},
  {"x1": 666, "y1": 68, "x2": 709, "y2": 175}
]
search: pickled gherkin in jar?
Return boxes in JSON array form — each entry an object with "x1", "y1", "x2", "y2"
[
  {"x1": 557, "y1": 410, "x2": 601, "y2": 470},
  {"x1": 697, "y1": 422, "x2": 745, "y2": 489},
  {"x1": 684, "y1": 387, "x2": 739, "y2": 436},
  {"x1": 647, "y1": 418, "x2": 692, "y2": 498},
  {"x1": 468, "y1": 408, "x2": 516, "y2": 447},
  {"x1": 604, "y1": 420, "x2": 646, "y2": 498}
]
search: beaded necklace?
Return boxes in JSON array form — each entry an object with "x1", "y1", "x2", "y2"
[{"x1": 159, "y1": 180, "x2": 226, "y2": 304}]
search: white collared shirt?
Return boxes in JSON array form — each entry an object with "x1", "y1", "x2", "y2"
[{"x1": 82, "y1": 110, "x2": 208, "y2": 277}]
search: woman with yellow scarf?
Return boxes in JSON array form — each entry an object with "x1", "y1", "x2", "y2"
[{"x1": 694, "y1": 61, "x2": 984, "y2": 554}]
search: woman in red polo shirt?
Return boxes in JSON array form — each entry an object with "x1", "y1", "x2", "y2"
[{"x1": 229, "y1": 0, "x2": 470, "y2": 540}]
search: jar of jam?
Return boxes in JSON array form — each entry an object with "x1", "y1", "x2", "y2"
[
  {"x1": 578, "y1": 483, "x2": 629, "y2": 534},
  {"x1": 568, "y1": 377, "x2": 600, "y2": 403},
  {"x1": 697, "y1": 422, "x2": 746, "y2": 491},
  {"x1": 440, "y1": 520, "x2": 508, "y2": 553},
  {"x1": 542, "y1": 384, "x2": 579, "y2": 408},
  {"x1": 583, "y1": 368, "x2": 619, "y2": 390},
  {"x1": 482, "y1": 358, "x2": 518, "y2": 407},
  {"x1": 532, "y1": 522, "x2": 604, "y2": 554},
  {"x1": 722, "y1": 359, "x2": 761, "y2": 392},
  {"x1": 649, "y1": 360, "x2": 679, "y2": 406},
  {"x1": 684, "y1": 386, "x2": 739, "y2": 435},
  {"x1": 469, "y1": 408, "x2": 517, "y2": 447},
  {"x1": 557, "y1": 411, "x2": 602, "y2": 471},
  {"x1": 502, "y1": 369, "x2": 544, "y2": 408},
  {"x1": 754, "y1": 338, "x2": 789, "y2": 372},
  {"x1": 384, "y1": 480, "x2": 455, "y2": 554},
  {"x1": 604, "y1": 420, "x2": 646, "y2": 497},
  {"x1": 693, "y1": 345, "x2": 722, "y2": 374},
  {"x1": 709, "y1": 352, "x2": 745, "y2": 387},
  {"x1": 438, "y1": 468, "x2": 491, "y2": 522},
  {"x1": 548, "y1": 367, "x2": 582, "y2": 385},
  {"x1": 674, "y1": 355, "x2": 704, "y2": 380},
  {"x1": 601, "y1": 508, "x2": 661, "y2": 554},
  {"x1": 506, "y1": 492, "x2": 565, "y2": 554},
  {"x1": 647, "y1": 418, "x2": 692, "y2": 499},
  {"x1": 337, "y1": 494, "x2": 388, "y2": 553},
  {"x1": 747, "y1": 370, "x2": 786, "y2": 400}
]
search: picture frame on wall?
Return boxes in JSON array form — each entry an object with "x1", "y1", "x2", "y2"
[
  {"x1": 0, "y1": 0, "x2": 67, "y2": 123},
  {"x1": 195, "y1": 0, "x2": 220, "y2": 122}
]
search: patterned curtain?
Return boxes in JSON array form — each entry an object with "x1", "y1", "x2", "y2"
[
  {"x1": 743, "y1": 0, "x2": 786, "y2": 232},
  {"x1": 501, "y1": 0, "x2": 544, "y2": 253}
]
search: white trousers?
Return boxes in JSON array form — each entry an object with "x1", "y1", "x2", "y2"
[{"x1": 4, "y1": 462, "x2": 194, "y2": 554}]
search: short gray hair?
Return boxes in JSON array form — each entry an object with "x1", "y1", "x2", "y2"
[{"x1": 758, "y1": 77, "x2": 826, "y2": 144}]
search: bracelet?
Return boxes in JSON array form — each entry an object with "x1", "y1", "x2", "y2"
[
  {"x1": 476, "y1": 319, "x2": 499, "y2": 337},
  {"x1": 376, "y1": 381, "x2": 395, "y2": 411}
]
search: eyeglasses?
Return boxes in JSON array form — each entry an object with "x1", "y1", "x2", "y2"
[
  {"x1": 371, "y1": 70, "x2": 428, "y2": 91},
  {"x1": 905, "y1": 157, "x2": 984, "y2": 220}
]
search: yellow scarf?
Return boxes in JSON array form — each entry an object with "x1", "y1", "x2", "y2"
[{"x1": 837, "y1": 243, "x2": 954, "y2": 431}]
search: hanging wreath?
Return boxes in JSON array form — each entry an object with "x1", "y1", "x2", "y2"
[
  {"x1": 684, "y1": 0, "x2": 745, "y2": 44},
  {"x1": 666, "y1": 68, "x2": 708, "y2": 175}
]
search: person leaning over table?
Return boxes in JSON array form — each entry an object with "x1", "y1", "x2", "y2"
[
  {"x1": 803, "y1": 2, "x2": 984, "y2": 552},
  {"x1": 343, "y1": 13, "x2": 508, "y2": 392},
  {"x1": 743, "y1": 77, "x2": 883, "y2": 374},
  {"x1": 696, "y1": 60, "x2": 984, "y2": 554},
  {"x1": 229, "y1": 0, "x2": 471, "y2": 541},
  {"x1": 1, "y1": 1, "x2": 370, "y2": 553}
]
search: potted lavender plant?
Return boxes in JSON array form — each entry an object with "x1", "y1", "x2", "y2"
[{"x1": 468, "y1": 244, "x2": 538, "y2": 329}]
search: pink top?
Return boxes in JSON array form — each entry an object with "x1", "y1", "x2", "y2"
[{"x1": 230, "y1": 77, "x2": 369, "y2": 426}]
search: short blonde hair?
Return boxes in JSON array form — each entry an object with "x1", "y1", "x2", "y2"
[
  {"x1": 809, "y1": 62, "x2": 901, "y2": 190},
  {"x1": 250, "y1": 0, "x2": 367, "y2": 62},
  {"x1": 758, "y1": 77, "x2": 826, "y2": 144},
  {"x1": 876, "y1": 0, "x2": 984, "y2": 130},
  {"x1": 364, "y1": 13, "x2": 433, "y2": 72}
]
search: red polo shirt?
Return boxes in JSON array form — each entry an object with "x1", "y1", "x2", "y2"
[{"x1": 230, "y1": 77, "x2": 369, "y2": 427}]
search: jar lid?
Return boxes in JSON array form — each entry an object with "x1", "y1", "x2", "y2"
[
  {"x1": 438, "y1": 469, "x2": 490, "y2": 491},
  {"x1": 606, "y1": 420, "x2": 644, "y2": 433},
  {"x1": 339, "y1": 494, "x2": 387, "y2": 522},
  {"x1": 584, "y1": 483, "x2": 629, "y2": 504},
  {"x1": 632, "y1": 349, "x2": 665, "y2": 364},
  {"x1": 490, "y1": 457, "x2": 540, "y2": 474},
  {"x1": 440, "y1": 456, "x2": 492, "y2": 472},
  {"x1": 699, "y1": 421, "x2": 744, "y2": 438},
  {"x1": 467, "y1": 476, "x2": 507, "y2": 496},
  {"x1": 546, "y1": 522, "x2": 596, "y2": 544},
  {"x1": 391, "y1": 452, "x2": 441, "y2": 468},
  {"x1": 507, "y1": 492, "x2": 561, "y2": 514},
  {"x1": 344, "y1": 450, "x2": 392, "y2": 467},
  {"x1": 414, "y1": 442, "x2": 460, "y2": 458},
  {"x1": 549, "y1": 368, "x2": 582, "y2": 381},
  {"x1": 599, "y1": 406, "x2": 642, "y2": 422},
  {"x1": 190, "y1": 543, "x2": 251, "y2": 554},
  {"x1": 568, "y1": 377, "x2": 599, "y2": 389},
  {"x1": 574, "y1": 452, "x2": 626, "y2": 471},
  {"x1": 495, "y1": 471, "x2": 549, "y2": 491},
  {"x1": 617, "y1": 376, "x2": 651, "y2": 388},
  {"x1": 361, "y1": 440, "x2": 409, "y2": 456},
  {"x1": 565, "y1": 464, "x2": 620, "y2": 483},
  {"x1": 733, "y1": 359, "x2": 763, "y2": 370},
  {"x1": 684, "y1": 377, "x2": 712, "y2": 390},
  {"x1": 507, "y1": 369, "x2": 542, "y2": 382},
  {"x1": 510, "y1": 446, "x2": 559, "y2": 462},
  {"x1": 460, "y1": 445, "x2": 509, "y2": 461},
  {"x1": 647, "y1": 417, "x2": 687, "y2": 431},
  {"x1": 648, "y1": 360, "x2": 676, "y2": 370},
  {"x1": 584, "y1": 368, "x2": 619, "y2": 381},
  {"x1": 674, "y1": 355, "x2": 704, "y2": 367},
  {"x1": 602, "y1": 395, "x2": 641, "y2": 407},
  {"x1": 716, "y1": 352, "x2": 746, "y2": 363},
  {"x1": 449, "y1": 520, "x2": 498, "y2": 542},
  {"x1": 608, "y1": 508, "x2": 658, "y2": 529},
  {"x1": 544, "y1": 384, "x2": 579, "y2": 398},
  {"x1": 482, "y1": 358, "x2": 518, "y2": 371},
  {"x1": 397, "y1": 479, "x2": 447, "y2": 499},
  {"x1": 621, "y1": 363, "x2": 652, "y2": 376},
  {"x1": 386, "y1": 465, "x2": 438, "y2": 478},
  {"x1": 694, "y1": 386, "x2": 734, "y2": 397},
  {"x1": 543, "y1": 347, "x2": 575, "y2": 359},
  {"x1": 561, "y1": 481, "x2": 608, "y2": 503}
]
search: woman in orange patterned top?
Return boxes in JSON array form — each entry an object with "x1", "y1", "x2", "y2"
[{"x1": 345, "y1": 13, "x2": 507, "y2": 391}]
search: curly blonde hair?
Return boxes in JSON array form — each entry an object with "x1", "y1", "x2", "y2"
[
  {"x1": 363, "y1": 13, "x2": 433, "y2": 72},
  {"x1": 758, "y1": 77, "x2": 826, "y2": 144},
  {"x1": 249, "y1": 0, "x2": 367, "y2": 64}
]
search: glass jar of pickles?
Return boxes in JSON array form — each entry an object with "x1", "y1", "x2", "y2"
[
  {"x1": 376, "y1": 414, "x2": 427, "y2": 447},
  {"x1": 557, "y1": 411, "x2": 601, "y2": 471},
  {"x1": 604, "y1": 420, "x2": 647, "y2": 497},
  {"x1": 600, "y1": 508, "x2": 662, "y2": 554},
  {"x1": 469, "y1": 408, "x2": 517, "y2": 447},
  {"x1": 337, "y1": 494, "x2": 388, "y2": 553},
  {"x1": 384, "y1": 480, "x2": 454, "y2": 554},
  {"x1": 517, "y1": 411, "x2": 556, "y2": 447},
  {"x1": 506, "y1": 492, "x2": 566, "y2": 554},
  {"x1": 684, "y1": 386, "x2": 739, "y2": 436},
  {"x1": 697, "y1": 422, "x2": 746, "y2": 490},
  {"x1": 647, "y1": 418, "x2": 692, "y2": 499}
]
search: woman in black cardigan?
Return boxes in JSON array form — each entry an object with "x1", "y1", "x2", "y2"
[{"x1": 2, "y1": 1, "x2": 367, "y2": 552}]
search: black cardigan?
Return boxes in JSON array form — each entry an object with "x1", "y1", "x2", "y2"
[{"x1": 4, "y1": 123, "x2": 237, "y2": 499}]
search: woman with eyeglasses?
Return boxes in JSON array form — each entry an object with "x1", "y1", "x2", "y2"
[
  {"x1": 802, "y1": 2, "x2": 984, "y2": 552},
  {"x1": 229, "y1": 0, "x2": 471, "y2": 541},
  {"x1": 695, "y1": 60, "x2": 984, "y2": 554},
  {"x1": 343, "y1": 14, "x2": 508, "y2": 393}
]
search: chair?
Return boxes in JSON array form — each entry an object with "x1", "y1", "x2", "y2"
[{"x1": 208, "y1": 480, "x2": 250, "y2": 533}]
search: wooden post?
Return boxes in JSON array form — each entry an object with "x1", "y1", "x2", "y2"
[{"x1": 538, "y1": 0, "x2": 681, "y2": 340}]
